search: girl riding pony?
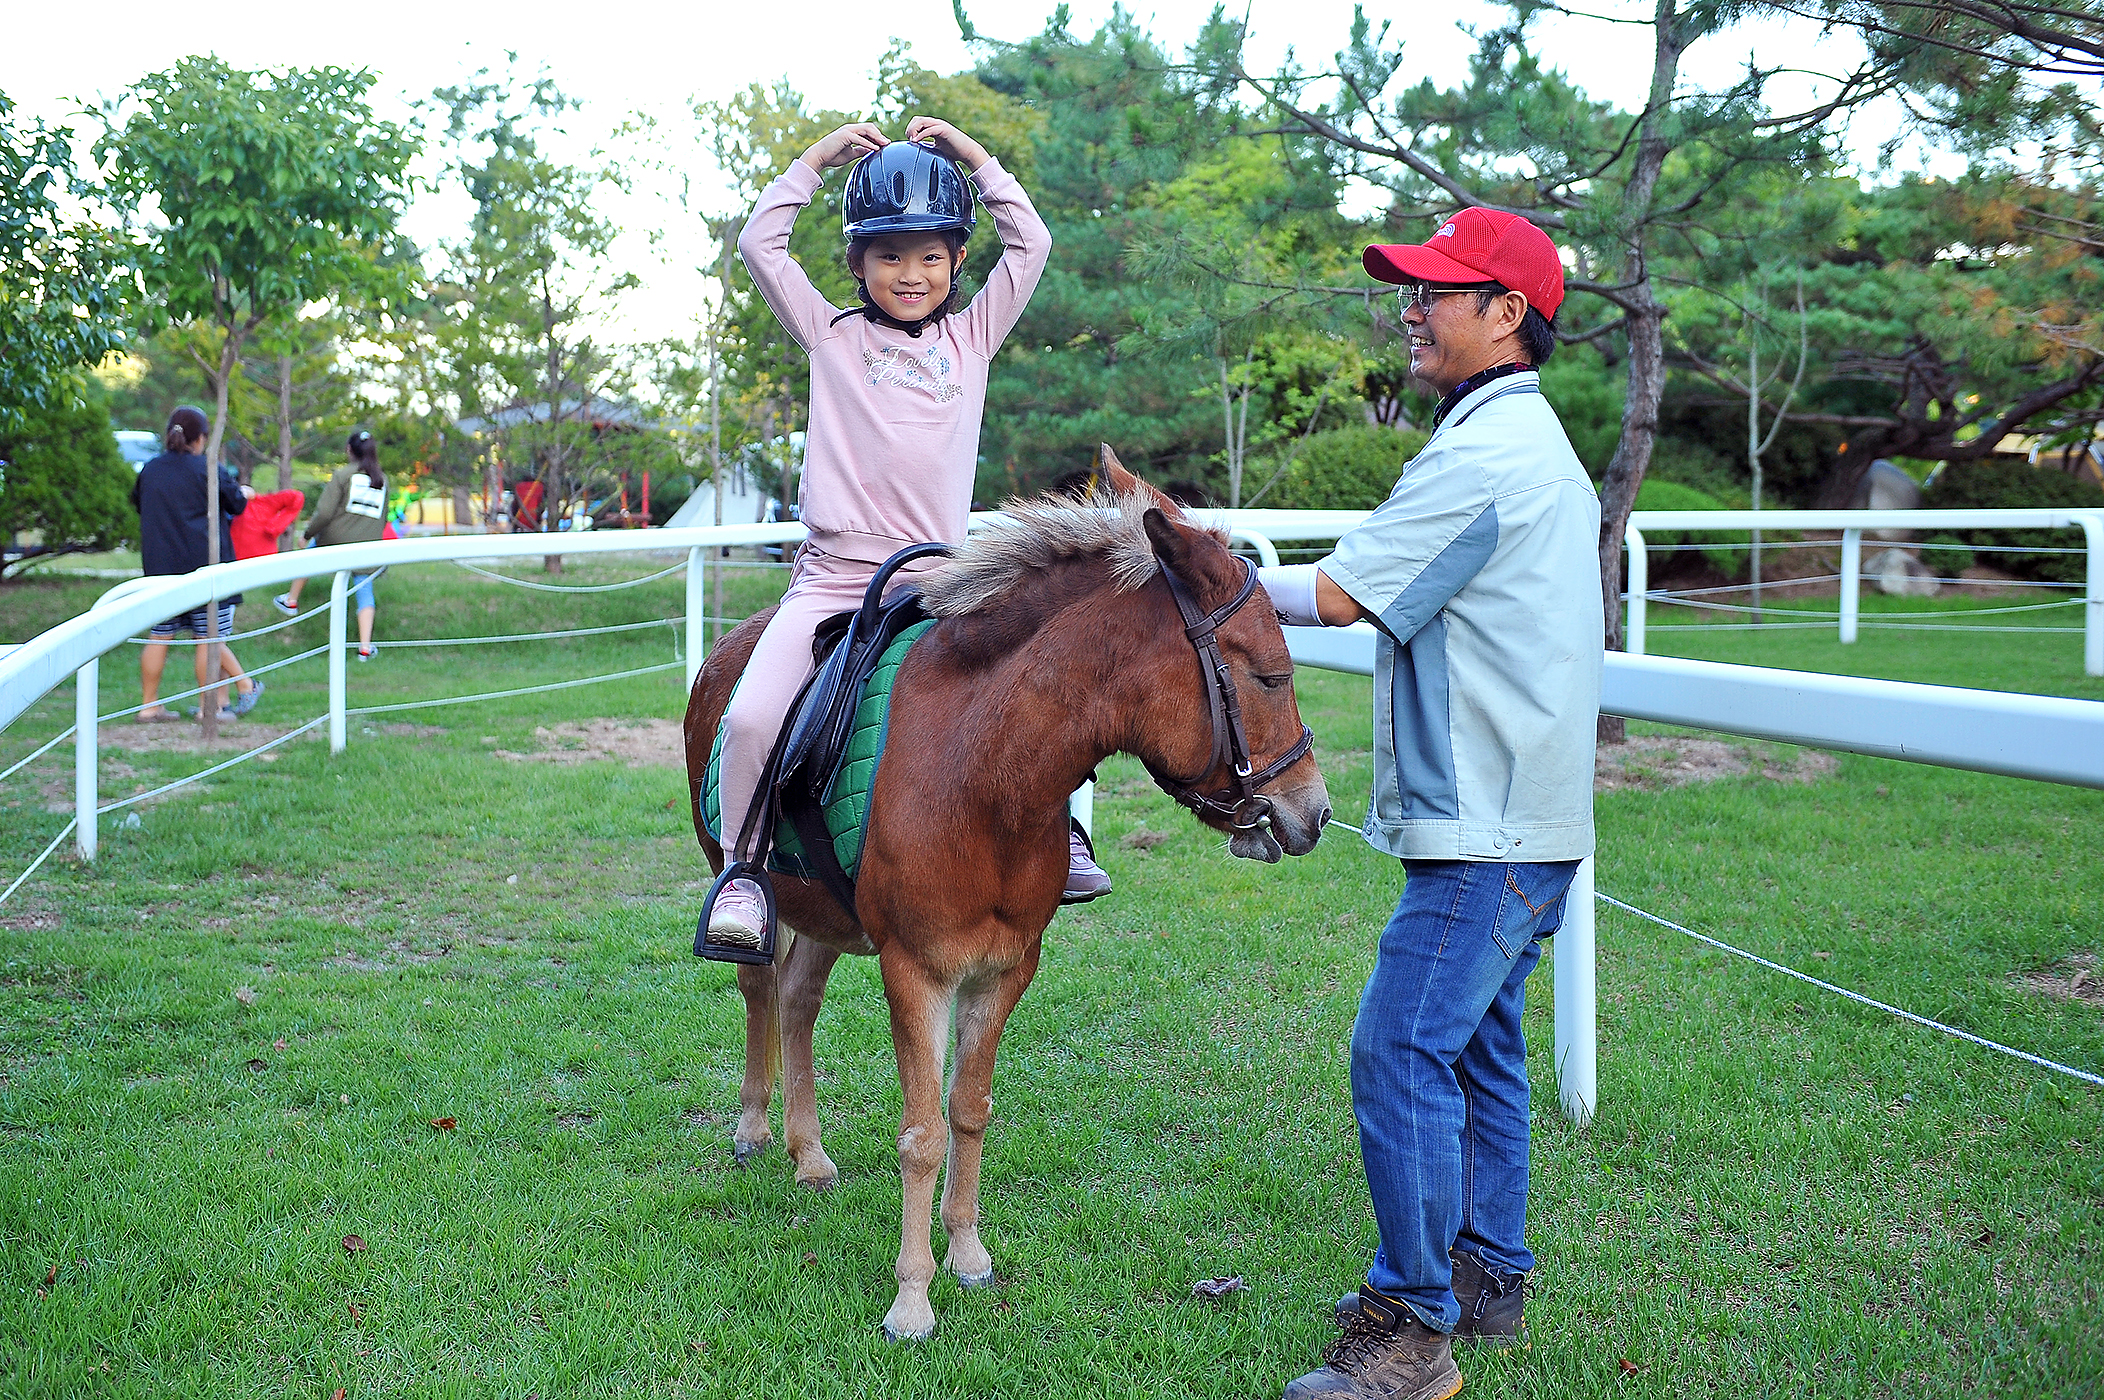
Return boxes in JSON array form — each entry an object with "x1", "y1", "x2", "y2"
[{"x1": 709, "y1": 116, "x2": 1106, "y2": 949}]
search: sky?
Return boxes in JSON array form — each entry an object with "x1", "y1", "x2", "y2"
[{"x1": 6, "y1": 0, "x2": 1945, "y2": 346}]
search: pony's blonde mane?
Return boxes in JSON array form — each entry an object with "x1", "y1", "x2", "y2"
[{"x1": 916, "y1": 485, "x2": 1223, "y2": 618}]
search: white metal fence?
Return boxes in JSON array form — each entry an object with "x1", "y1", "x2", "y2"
[{"x1": 3, "y1": 509, "x2": 2101, "y2": 1127}]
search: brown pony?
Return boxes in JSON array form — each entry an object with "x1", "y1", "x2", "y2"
[{"x1": 682, "y1": 464, "x2": 1330, "y2": 1340}]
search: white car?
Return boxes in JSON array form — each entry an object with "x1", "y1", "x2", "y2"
[{"x1": 114, "y1": 430, "x2": 159, "y2": 471}]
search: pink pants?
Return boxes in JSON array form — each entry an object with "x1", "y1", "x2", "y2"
[{"x1": 718, "y1": 544, "x2": 932, "y2": 860}]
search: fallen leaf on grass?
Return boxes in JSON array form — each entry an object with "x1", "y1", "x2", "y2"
[
  {"x1": 430, "y1": 1117, "x2": 457, "y2": 1131},
  {"x1": 348, "y1": 1302, "x2": 363, "y2": 1322},
  {"x1": 234, "y1": 985, "x2": 257, "y2": 1006},
  {"x1": 272, "y1": 1038, "x2": 288, "y2": 1050},
  {"x1": 246, "y1": 1059, "x2": 268, "y2": 1072},
  {"x1": 1811, "y1": 951, "x2": 1830, "y2": 961},
  {"x1": 331, "y1": 1389, "x2": 347, "y2": 1400},
  {"x1": 690, "y1": 1341, "x2": 708, "y2": 1355},
  {"x1": 342, "y1": 1235, "x2": 367, "y2": 1256},
  {"x1": 1619, "y1": 1358, "x2": 1639, "y2": 1375},
  {"x1": 1191, "y1": 1275, "x2": 1248, "y2": 1300},
  {"x1": 801, "y1": 1252, "x2": 818, "y2": 1268},
  {"x1": 44, "y1": 1264, "x2": 56, "y2": 1286}
]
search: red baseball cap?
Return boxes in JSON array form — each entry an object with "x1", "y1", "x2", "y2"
[{"x1": 1363, "y1": 208, "x2": 1566, "y2": 320}]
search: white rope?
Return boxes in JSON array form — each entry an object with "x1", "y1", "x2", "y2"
[
  {"x1": 0, "y1": 726, "x2": 77, "y2": 788},
  {"x1": 0, "y1": 819, "x2": 77, "y2": 908},
  {"x1": 1648, "y1": 594, "x2": 2083, "y2": 620},
  {"x1": 96, "y1": 644, "x2": 332, "y2": 724},
  {"x1": 123, "y1": 607, "x2": 308, "y2": 646},
  {"x1": 344, "y1": 660, "x2": 685, "y2": 716},
  {"x1": 94, "y1": 714, "x2": 329, "y2": 815},
  {"x1": 452, "y1": 559, "x2": 687, "y2": 592},
  {"x1": 372, "y1": 618, "x2": 683, "y2": 648},
  {"x1": 1646, "y1": 622, "x2": 2085, "y2": 634},
  {"x1": 1595, "y1": 892, "x2": 2104, "y2": 1089}
]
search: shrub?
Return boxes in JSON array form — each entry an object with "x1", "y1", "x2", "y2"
[
  {"x1": 0, "y1": 388, "x2": 136, "y2": 568},
  {"x1": 1250, "y1": 424, "x2": 1428, "y2": 511},
  {"x1": 1631, "y1": 478, "x2": 1752, "y2": 577},
  {"x1": 1919, "y1": 535, "x2": 1974, "y2": 578},
  {"x1": 1924, "y1": 459, "x2": 2104, "y2": 585}
]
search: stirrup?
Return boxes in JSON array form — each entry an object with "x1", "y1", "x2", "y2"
[{"x1": 695, "y1": 860, "x2": 780, "y2": 966}]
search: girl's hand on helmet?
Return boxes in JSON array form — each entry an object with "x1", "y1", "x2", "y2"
[
  {"x1": 800, "y1": 123, "x2": 890, "y2": 172},
  {"x1": 903, "y1": 117, "x2": 990, "y2": 171}
]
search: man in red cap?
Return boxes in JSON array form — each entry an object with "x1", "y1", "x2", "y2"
[{"x1": 1255, "y1": 207, "x2": 1602, "y2": 1400}]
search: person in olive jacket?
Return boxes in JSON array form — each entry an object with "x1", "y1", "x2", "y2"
[
  {"x1": 273, "y1": 430, "x2": 390, "y2": 659},
  {"x1": 131, "y1": 406, "x2": 260, "y2": 722}
]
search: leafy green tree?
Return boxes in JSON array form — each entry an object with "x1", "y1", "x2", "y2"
[
  {"x1": 1207, "y1": 1, "x2": 1860, "y2": 662},
  {"x1": 239, "y1": 310, "x2": 366, "y2": 492},
  {"x1": 430, "y1": 65, "x2": 645, "y2": 561},
  {"x1": 0, "y1": 95, "x2": 136, "y2": 426},
  {"x1": 96, "y1": 57, "x2": 417, "y2": 541},
  {"x1": 0, "y1": 387, "x2": 136, "y2": 573},
  {"x1": 1669, "y1": 172, "x2": 2102, "y2": 503}
]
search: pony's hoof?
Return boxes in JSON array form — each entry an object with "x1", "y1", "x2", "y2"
[
  {"x1": 796, "y1": 1167, "x2": 839, "y2": 1192},
  {"x1": 955, "y1": 1268, "x2": 997, "y2": 1289},
  {"x1": 881, "y1": 1317, "x2": 935, "y2": 1343},
  {"x1": 731, "y1": 1138, "x2": 770, "y2": 1167}
]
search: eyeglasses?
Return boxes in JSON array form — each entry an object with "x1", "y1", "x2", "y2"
[{"x1": 1396, "y1": 283, "x2": 1492, "y2": 316}]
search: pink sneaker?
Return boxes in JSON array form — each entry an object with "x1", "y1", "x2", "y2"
[
  {"x1": 1062, "y1": 828, "x2": 1112, "y2": 904},
  {"x1": 707, "y1": 879, "x2": 769, "y2": 950}
]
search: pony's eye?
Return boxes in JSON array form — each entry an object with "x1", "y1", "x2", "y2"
[{"x1": 1254, "y1": 672, "x2": 1291, "y2": 691}]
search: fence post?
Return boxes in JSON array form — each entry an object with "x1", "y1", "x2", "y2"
[
  {"x1": 1553, "y1": 855, "x2": 1597, "y2": 1127},
  {"x1": 1068, "y1": 780, "x2": 1093, "y2": 838},
  {"x1": 328, "y1": 570, "x2": 349, "y2": 753},
  {"x1": 1839, "y1": 528, "x2": 1862, "y2": 644},
  {"x1": 685, "y1": 546, "x2": 706, "y2": 692},
  {"x1": 75, "y1": 658, "x2": 97, "y2": 862},
  {"x1": 1623, "y1": 524, "x2": 1648, "y2": 657},
  {"x1": 2081, "y1": 515, "x2": 2102, "y2": 679}
]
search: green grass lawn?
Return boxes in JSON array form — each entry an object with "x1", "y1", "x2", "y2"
[{"x1": 0, "y1": 564, "x2": 2099, "y2": 1397}]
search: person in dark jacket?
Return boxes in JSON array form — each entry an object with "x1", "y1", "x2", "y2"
[
  {"x1": 131, "y1": 406, "x2": 259, "y2": 722},
  {"x1": 273, "y1": 430, "x2": 390, "y2": 660}
]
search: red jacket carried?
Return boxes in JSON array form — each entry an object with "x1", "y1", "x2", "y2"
[{"x1": 230, "y1": 489, "x2": 306, "y2": 560}]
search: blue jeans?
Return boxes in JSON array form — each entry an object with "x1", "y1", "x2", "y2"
[{"x1": 1353, "y1": 859, "x2": 1578, "y2": 1332}]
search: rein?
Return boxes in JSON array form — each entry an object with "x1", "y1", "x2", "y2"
[{"x1": 1147, "y1": 554, "x2": 1315, "y2": 833}]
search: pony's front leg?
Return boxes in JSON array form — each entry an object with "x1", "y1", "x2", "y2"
[
  {"x1": 731, "y1": 961, "x2": 779, "y2": 1163},
  {"x1": 879, "y1": 950, "x2": 952, "y2": 1342},
  {"x1": 777, "y1": 934, "x2": 842, "y2": 1189},
  {"x1": 941, "y1": 944, "x2": 1042, "y2": 1287}
]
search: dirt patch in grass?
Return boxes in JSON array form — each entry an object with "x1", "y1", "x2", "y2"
[
  {"x1": 494, "y1": 719, "x2": 683, "y2": 769},
  {"x1": 0, "y1": 906, "x2": 60, "y2": 932},
  {"x1": 1595, "y1": 735, "x2": 1837, "y2": 793},
  {"x1": 2013, "y1": 951, "x2": 2104, "y2": 1007},
  {"x1": 99, "y1": 721, "x2": 313, "y2": 754}
]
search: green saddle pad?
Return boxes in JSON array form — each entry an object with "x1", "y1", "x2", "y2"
[{"x1": 701, "y1": 620, "x2": 934, "y2": 882}]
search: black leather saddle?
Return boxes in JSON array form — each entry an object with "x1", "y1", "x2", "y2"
[{"x1": 695, "y1": 542, "x2": 950, "y2": 965}]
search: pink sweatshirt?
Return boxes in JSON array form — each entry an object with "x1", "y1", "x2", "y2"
[{"x1": 737, "y1": 156, "x2": 1052, "y2": 563}]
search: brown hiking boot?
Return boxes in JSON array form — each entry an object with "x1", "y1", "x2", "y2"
[
  {"x1": 1449, "y1": 1250, "x2": 1527, "y2": 1348},
  {"x1": 1285, "y1": 1287, "x2": 1460, "y2": 1400},
  {"x1": 1335, "y1": 1251, "x2": 1528, "y2": 1348}
]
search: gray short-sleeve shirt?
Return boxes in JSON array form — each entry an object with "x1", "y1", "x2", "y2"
[{"x1": 1319, "y1": 371, "x2": 1604, "y2": 862}]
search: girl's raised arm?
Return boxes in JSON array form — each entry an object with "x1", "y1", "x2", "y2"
[
  {"x1": 903, "y1": 118, "x2": 1050, "y2": 356},
  {"x1": 736, "y1": 124, "x2": 891, "y2": 351}
]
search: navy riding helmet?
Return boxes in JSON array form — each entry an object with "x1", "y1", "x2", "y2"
[{"x1": 843, "y1": 142, "x2": 976, "y2": 240}]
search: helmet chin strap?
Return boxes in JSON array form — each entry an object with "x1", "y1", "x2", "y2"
[{"x1": 831, "y1": 283, "x2": 960, "y2": 338}]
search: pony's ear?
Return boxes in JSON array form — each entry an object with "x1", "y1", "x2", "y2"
[
  {"x1": 1098, "y1": 444, "x2": 1180, "y2": 514},
  {"x1": 1144, "y1": 507, "x2": 1211, "y2": 585},
  {"x1": 1146, "y1": 505, "x2": 1241, "y2": 595}
]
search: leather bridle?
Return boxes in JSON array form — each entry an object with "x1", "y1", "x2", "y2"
[{"x1": 1146, "y1": 553, "x2": 1316, "y2": 833}]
